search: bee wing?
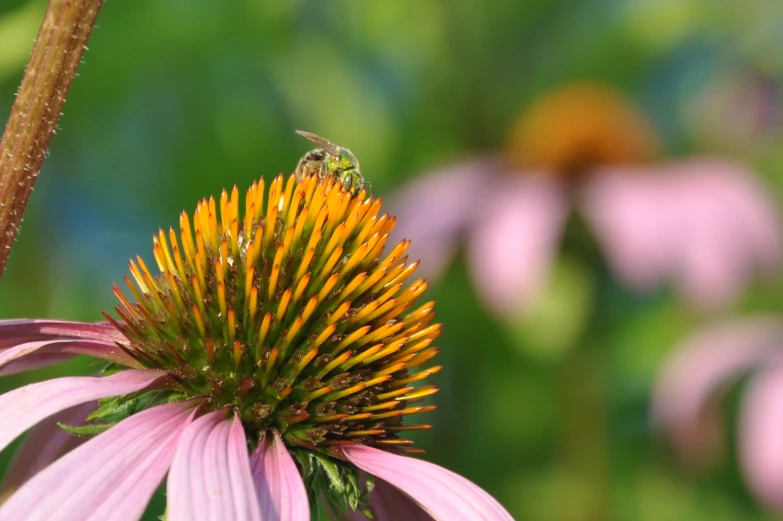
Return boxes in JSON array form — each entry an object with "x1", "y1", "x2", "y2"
[{"x1": 295, "y1": 130, "x2": 341, "y2": 157}]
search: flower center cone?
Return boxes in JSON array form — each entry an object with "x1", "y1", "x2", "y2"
[
  {"x1": 108, "y1": 173, "x2": 441, "y2": 459},
  {"x1": 506, "y1": 82, "x2": 659, "y2": 181}
]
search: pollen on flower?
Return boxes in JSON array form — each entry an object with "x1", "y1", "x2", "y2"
[{"x1": 106, "y1": 174, "x2": 440, "y2": 455}]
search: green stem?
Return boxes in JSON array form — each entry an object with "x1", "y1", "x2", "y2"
[
  {"x1": 555, "y1": 219, "x2": 612, "y2": 520},
  {"x1": 0, "y1": 0, "x2": 104, "y2": 279},
  {"x1": 558, "y1": 337, "x2": 610, "y2": 521}
]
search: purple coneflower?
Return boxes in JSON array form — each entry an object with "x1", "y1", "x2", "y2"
[
  {"x1": 653, "y1": 318, "x2": 783, "y2": 512},
  {"x1": 390, "y1": 82, "x2": 783, "y2": 318},
  {"x1": 0, "y1": 174, "x2": 513, "y2": 520}
]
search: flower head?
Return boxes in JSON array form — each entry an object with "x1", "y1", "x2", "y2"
[
  {"x1": 0, "y1": 174, "x2": 512, "y2": 520},
  {"x1": 390, "y1": 82, "x2": 783, "y2": 317},
  {"x1": 110, "y1": 173, "x2": 438, "y2": 454}
]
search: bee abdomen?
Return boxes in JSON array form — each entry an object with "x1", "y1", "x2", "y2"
[{"x1": 294, "y1": 149, "x2": 328, "y2": 181}]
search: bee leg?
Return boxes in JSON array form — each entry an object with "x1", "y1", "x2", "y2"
[
  {"x1": 364, "y1": 181, "x2": 373, "y2": 198},
  {"x1": 293, "y1": 159, "x2": 306, "y2": 181},
  {"x1": 317, "y1": 164, "x2": 331, "y2": 184}
]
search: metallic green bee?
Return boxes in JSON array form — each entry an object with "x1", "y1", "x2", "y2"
[{"x1": 294, "y1": 130, "x2": 371, "y2": 196}]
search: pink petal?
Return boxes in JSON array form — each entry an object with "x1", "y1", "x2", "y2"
[
  {"x1": 582, "y1": 161, "x2": 783, "y2": 309},
  {"x1": 0, "y1": 402, "x2": 95, "y2": 496},
  {"x1": 0, "y1": 320, "x2": 125, "y2": 348},
  {"x1": 580, "y1": 169, "x2": 678, "y2": 291},
  {"x1": 343, "y1": 445, "x2": 513, "y2": 521},
  {"x1": 0, "y1": 369, "x2": 165, "y2": 454},
  {"x1": 249, "y1": 430, "x2": 309, "y2": 521},
  {"x1": 0, "y1": 339, "x2": 137, "y2": 376},
  {"x1": 388, "y1": 157, "x2": 499, "y2": 282},
  {"x1": 739, "y1": 366, "x2": 783, "y2": 511},
  {"x1": 0, "y1": 352, "x2": 75, "y2": 376},
  {"x1": 168, "y1": 411, "x2": 261, "y2": 521},
  {"x1": 0, "y1": 401, "x2": 196, "y2": 521},
  {"x1": 652, "y1": 318, "x2": 783, "y2": 466},
  {"x1": 671, "y1": 160, "x2": 783, "y2": 307},
  {"x1": 343, "y1": 478, "x2": 435, "y2": 521},
  {"x1": 466, "y1": 175, "x2": 567, "y2": 318},
  {"x1": 0, "y1": 319, "x2": 138, "y2": 371}
]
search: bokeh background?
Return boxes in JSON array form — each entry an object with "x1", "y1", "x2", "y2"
[{"x1": 2, "y1": 1, "x2": 783, "y2": 519}]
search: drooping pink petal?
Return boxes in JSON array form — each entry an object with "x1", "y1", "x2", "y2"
[
  {"x1": 0, "y1": 320, "x2": 125, "y2": 348},
  {"x1": 670, "y1": 160, "x2": 783, "y2": 307},
  {"x1": 344, "y1": 445, "x2": 513, "y2": 521},
  {"x1": 0, "y1": 352, "x2": 75, "y2": 376},
  {"x1": 0, "y1": 369, "x2": 165, "y2": 454},
  {"x1": 580, "y1": 169, "x2": 678, "y2": 292},
  {"x1": 168, "y1": 410, "x2": 261, "y2": 521},
  {"x1": 388, "y1": 158, "x2": 498, "y2": 282},
  {"x1": 0, "y1": 400, "x2": 196, "y2": 521},
  {"x1": 652, "y1": 318, "x2": 783, "y2": 466},
  {"x1": 0, "y1": 339, "x2": 138, "y2": 376},
  {"x1": 249, "y1": 429, "x2": 309, "y2": 521},
  {"x1": 343, "y1": 478, "x2": 435, "y2": 521},
  {"x1": 466, "y1": 174, "x2": 567, "y2": 318},
  {"x1": 739, "y1": 366, "x2": 783, "y2": 511},
  {"x1": 0, "y1": 402, "x2": 95, "y2": 497},
  {"x1": 582, "y1": 161, "x2": 783, "y2": 309}
]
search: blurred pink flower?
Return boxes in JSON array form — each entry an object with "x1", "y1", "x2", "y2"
[
  {"x1": 652, "y1": 318, "x2": 783, "y2": 511},
  {"x1": 390, "y1": 84, "x2": 782, "y2": 318},
  {"x1": 391, "y1": 157, "x2": 781, "y2": 317}
]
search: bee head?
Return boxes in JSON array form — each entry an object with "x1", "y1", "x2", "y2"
[
  {"x1": 323, "y1": 147, "x2": 359, "y2": 173},
  {"x1": 339, "y1": 169, "x2": 365, "y2": 195},
  {"x1": 331, "y1": 147, "x2": 359, "y2": 169}
]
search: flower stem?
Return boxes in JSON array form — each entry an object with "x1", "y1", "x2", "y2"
[
  {"x1": 558, "y1": 338, "x2": 610, "y2": 520},
  {"x1": 0, "y1": 0, "x2": 104, "y2": 279}
]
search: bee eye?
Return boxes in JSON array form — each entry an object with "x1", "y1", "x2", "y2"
[{"x1": 342, "y1": 173, "x2": 353, "y2": 189}]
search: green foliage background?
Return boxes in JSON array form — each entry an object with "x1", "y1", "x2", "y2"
[{"x1": 1, "y1": 1, "x2": 783, "y2": 519}]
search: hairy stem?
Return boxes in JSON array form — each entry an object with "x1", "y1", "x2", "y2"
[{"x1": 0, "y1": 0, "x2": 104, "y2": 279}]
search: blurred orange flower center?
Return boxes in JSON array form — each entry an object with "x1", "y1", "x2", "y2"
[{"x1": 507, "y1": 82, "x2": 659, "y2": 179}]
